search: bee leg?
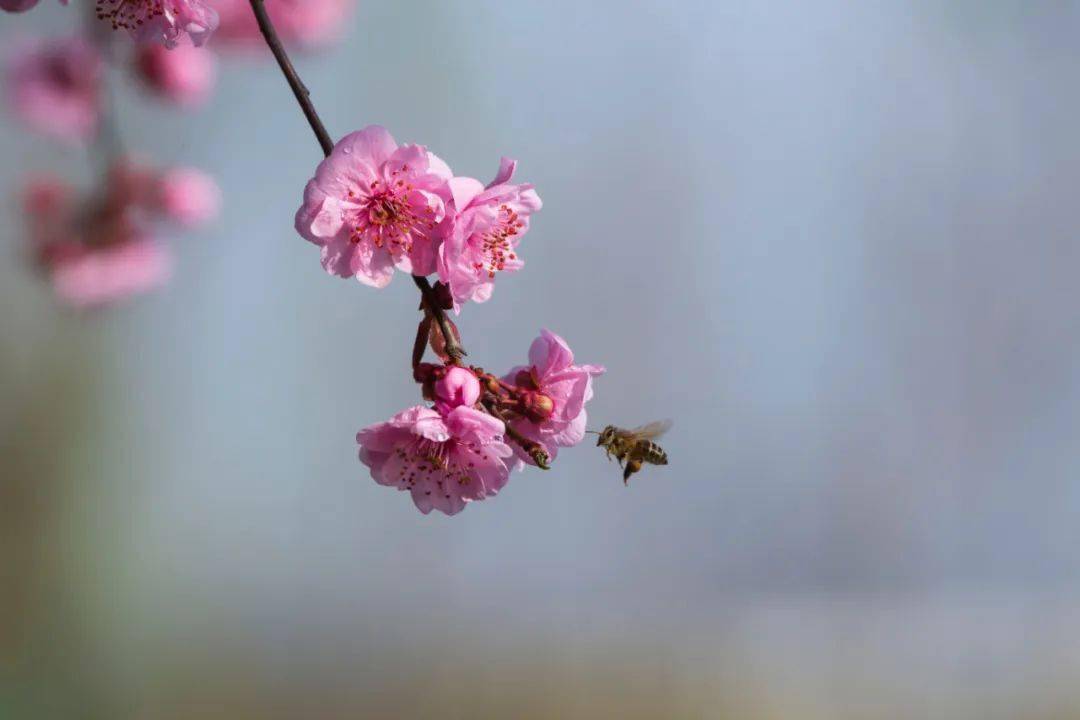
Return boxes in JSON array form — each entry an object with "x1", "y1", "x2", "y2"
[{"x1": 623, "y1": 458, "x2": 642, "y2": 485}]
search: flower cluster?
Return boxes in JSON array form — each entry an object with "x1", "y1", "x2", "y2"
[
  {"x1": 4, "y1": 0, "x2": 360, "y2": 307},
  {"x1": 6, "y1": 0, "x2": 616, "y2": 516},
  {"x1": 358, "y1": 332, "x2": 603, "y2": 516},
  {"x1": 25, "y1": 161, "x2": 219, "y2": 308},
  {"x1": 296, "y1": 126, "x2": 602, "y2": 516},
  {"x1": 295, "y1": 125, "x2": 542, "y2": 304}
]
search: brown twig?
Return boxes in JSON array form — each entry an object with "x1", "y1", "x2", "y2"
[
  {"x1": 413, "y1": 276, "x2": 466, "y2": 363},
  {"x1": 248, "y1": 0, "x2": 334, "y2": 157},
  {"x1": 483, "y1": 400, "x2": 549, "y2": 469}
]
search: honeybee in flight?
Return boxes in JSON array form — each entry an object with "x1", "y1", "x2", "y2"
[{"x1": 589, "y1": 420, "x2": 671, "y2": 485}]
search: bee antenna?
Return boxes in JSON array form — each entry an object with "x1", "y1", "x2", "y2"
[{"x1": 585, "y1": 430, "x2": 600, "y2": 434}]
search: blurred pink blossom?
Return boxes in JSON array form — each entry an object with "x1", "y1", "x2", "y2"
[
  {"x1": 6, "y1": 36, "x2": 102, "y2": 142},
  {"x1": 212, "y1": 0, "x2": 354, "y2": 49},
  {"x1": 50, "y1": 239, "x2": 172, "y2": 309},
  {"x1": 1, "y1": 0, "x2": 66, "y2": 12},
  {"x1": 96, "y1": 0, "x2": 218, "y2": 48},
  {"x1": 357, "y1": 405, "x2": 514, "y2": 516},
  {"x1": 155, "y1": 167, "x2": 221, "y2": 227},
  {"x1": 502, "y1": 329, "x2": 605, "y2": 466},
  {"x1": 294, "y1": 125, "x2": 453, "y2": 288},
  {"x1": 23, "y1": 160, "x2": 217, "y2": 309},
  {"x1": 23, "y1": 174, "x2": 171, "y2": 308},
  {"x1": 135, "y1": 39, "x2": 217, "y2": 107},
  {"x1": 438, "y1": 157, "x2": 541, "y2": 307}
]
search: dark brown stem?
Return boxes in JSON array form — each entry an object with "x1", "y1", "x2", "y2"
[
  {"x1": 412, "y1": 315, "x2": 432, "y2": 371},
  {"x1": 483, "y1": 400, "x2": 549, "y2": 469},
  {"x1": 413, "y1": 275, "x2": 466, "y2": 362},
  {"x1": 248, "y1": 0, "x2": 335, "y2": 157}
]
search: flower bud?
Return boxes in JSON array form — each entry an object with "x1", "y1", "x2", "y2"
[
  {"x1": 514, "y1": 368, "x2": 539, "y2": 391},
  {"x1": 520, "y1": 391, "x2": 555, "y2": 424},
  {"x1": 434, "y1": 366, "x2": 481, "y2": 408},
  {"x1": 428, "y1": 317, "x2": 462, "y2": 362},
  {"x1": 479, "y1": 373, "x2": 502, "y2": 396}
]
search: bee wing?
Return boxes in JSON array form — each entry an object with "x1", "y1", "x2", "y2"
[{"x1": 630, "y1": 419, "x2": 672, "y2": 440}]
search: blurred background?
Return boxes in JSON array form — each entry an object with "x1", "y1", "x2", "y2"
[{"x1": 4, "y1": 1, "x2": 1080, "y2": 717}]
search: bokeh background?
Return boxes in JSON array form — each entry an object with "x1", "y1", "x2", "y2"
[{"x1": 4, "y1": 1, "x2": 1080, "y2": 717}]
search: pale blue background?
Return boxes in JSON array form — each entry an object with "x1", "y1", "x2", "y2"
[{"x1": 2, "y1": 2, "x2": 1080, "y2": 717}]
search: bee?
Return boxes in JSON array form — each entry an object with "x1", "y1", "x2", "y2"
[{"x1": 590, "y1": 420, "x2": 671, "y2": 485}]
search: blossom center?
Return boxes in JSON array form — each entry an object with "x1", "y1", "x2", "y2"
[
  {"x1": 96, "y1": 0, "x2": 165, "y2": 31},
  {"x1": 347, "y1": 172, "x2": 435, "y2": 253},
  {"x1": 473, "y1": 204, "x2": 523, "y2": 279},
  {"x1": 390, "y1": 436, "x2": 490, "y2": 499}
]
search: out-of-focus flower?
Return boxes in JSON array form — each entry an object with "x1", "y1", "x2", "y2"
[
  {"x1": 212, "y1": 0, "x2": 354, "y2": 49},
  {"x1": 50, "y1": 240, "x2": 172, "y2": 309},
  {"x1": 134, "y1": 39, "x2": 217, "y2": 107},
  {"x1": 154, "y1": 167, "x2": 221, "y2": 226},
  {"x1": 1, "y1": 0, "x2": 66, "y2": 12},
  {"x1": 96, "y1": 0, "x2": 218, "y2": 48},
  {"x1": 502, "y1": 329, "x2": 605, "y2": 465},
  {"x1": 23, "y1": 160, "x2": 218, "y2": 309},
  {"x1": 357, "y1": 405, "x2": 514, "y2": 516},
  {"x1": 437, "y1": 157, "x2": 541, "y2": 307},
  {"x1": 23, "y1": 174, "x2": 170, "y2": 308},
  {"x1": 294, "y1": 125, "x2": 453, "y2": 288},
  {"x1": 6, "y1": 36, "x2": 102, "y2": 142}
]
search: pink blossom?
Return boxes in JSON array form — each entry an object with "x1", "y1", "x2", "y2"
[
  {"x1": 154, "y1": 167, "x2": 221, "y2": 227},
  {"x1": 135, "y1": 39, "x2": 216, "y2": 107},
  {"x1": 503, "y1": 329, "x2": 605, "y2": 465},
  {"x1": 437, "y1": 157, "x2": 541, "y2": 306},
  {"x1": 434, "y1": 366, "x2": 481, "y2": 411},
  {"x1": 294, "y1": 125, "x2": 453, "y2": 288},
  {"x1": 1, "y1": 0, "x2": 66, "y2": 12},
  {"x1": 50, "y1": 239, "x2": 172, "y2": 309},
  {"x1": 6, "y1": 36, "x2": 102, "y2": 142},
  {"x1": 23, "y1": 160, "x2": 212, "y2": 308},
  {"x1": 212, "y1": 0, "x2": 354, "y2": 49},
  {"x1": 96, "y1": 0, "x2": 218, "y2": 48},
  {"x1": 357, "y1": 405, "x2": 514, "y2": 516},
  {"x1": 23, "y1": 176, "x2": 172, "y2": 309}
]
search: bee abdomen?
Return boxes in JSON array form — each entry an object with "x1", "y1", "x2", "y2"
[{"x1": 638, "y1": 441, "x2": 668, "y2": 465}]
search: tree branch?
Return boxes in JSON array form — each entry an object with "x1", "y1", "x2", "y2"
[
  {"x1": 248, "y1": 0, "x2": 334, "y2": 157},
  {"x1": 413, "y1": 275, "x2": 466, "y2": 362}
]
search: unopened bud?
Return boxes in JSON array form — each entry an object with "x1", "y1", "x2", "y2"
[
  {"x1": 435, "y1": 366, "x2": 481, "y2": 408},
  {"x1": 514, "y1": 368, "x2": 539, "y2": 391},
  {"x1": 521, "y1": 391, "x2": 555, "y2": 424},
  {"x1": 481, "y1": 373, "x2": 502, "y2": 395},
  {"x1": 531, "y1": 448, "x2": 551, "y2": 470}
]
